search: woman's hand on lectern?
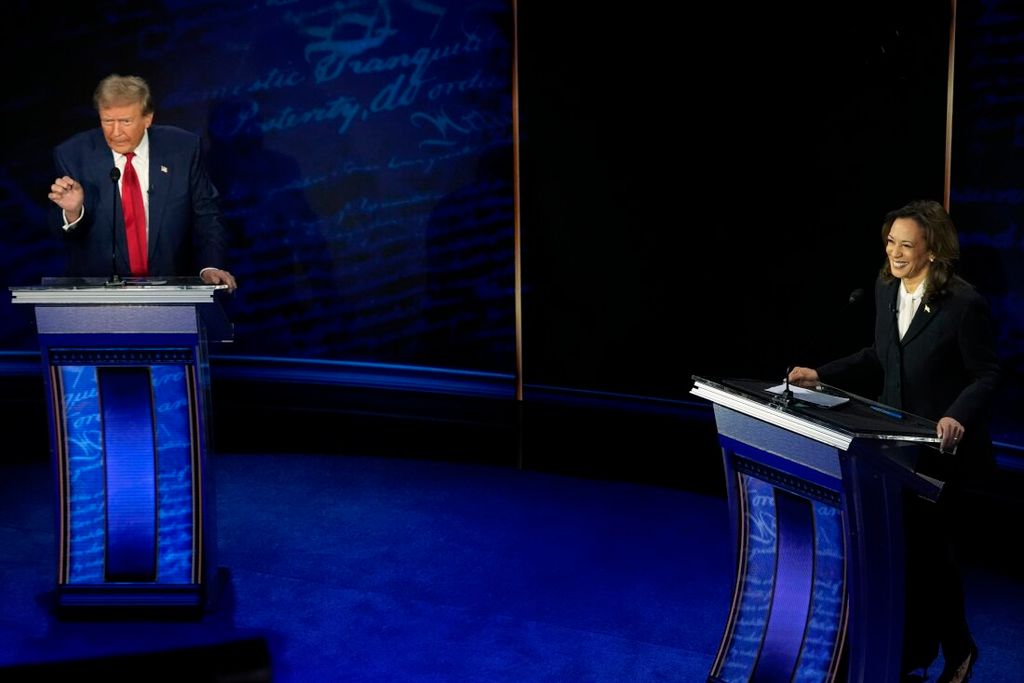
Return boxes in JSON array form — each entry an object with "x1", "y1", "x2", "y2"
[
  {"x1": 787, "y1": 366, "x2": 819, "y2": 388},
  {"x1": 936, "y1": 416, "x2": 965, "y2": 453}
]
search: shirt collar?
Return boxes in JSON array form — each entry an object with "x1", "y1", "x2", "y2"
[
  {"x1": 899, "y1": 278, "x2": 925, "y2": 302},
  {"x1": 114, "y1": 130, "x2": 150, "y2": 162}
]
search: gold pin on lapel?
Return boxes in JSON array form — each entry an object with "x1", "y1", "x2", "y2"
[
  {"x1": 924, "y1": 305, "x2": 931, "y2": 313},
  {"x1": 160, "y1": 165, "x2": 168, "y2": 174}
]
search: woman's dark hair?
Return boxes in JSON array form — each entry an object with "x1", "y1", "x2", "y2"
[{"x1": 879, "y1": 199, "x2": 959, "y2": 300}]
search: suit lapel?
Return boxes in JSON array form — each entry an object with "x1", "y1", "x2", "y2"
[
  {"x1": 901, "y1": 292, "x2": 940, "y2": 346},
  {"x1": 880, "y1": 281, "x2": 899, "y2": 348},
  {"x1": 147, "y1": 130, "x2": 170, "y2": 263}
]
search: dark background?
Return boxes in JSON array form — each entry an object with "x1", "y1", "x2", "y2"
[
  {"x1": 0, "y1": 1, "x2": 1020, "y2": 485},
  {"x1": 518, "y1": 2, "x2": 958, "y2": 396}
]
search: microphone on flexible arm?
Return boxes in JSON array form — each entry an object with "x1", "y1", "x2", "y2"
[
  {"x1": 781, "y1": 366, "x2": 794, "y2": 405},
  {"x1": 769, "y1": 365, "x2": 796, "y2": 408},
  {"x1": 106, "y1": 166, "x2": 124, "y2": 286}
]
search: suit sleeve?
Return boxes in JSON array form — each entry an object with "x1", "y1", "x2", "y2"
[
  {"x1": 51, "y1": 145, "x2": 97, "y2": 238},
  {"x1": 946, "y1": 292, "x2": 1001, "y2": 429},
  {"x1": 187, "y1": 139, "x2": 228, "y2": 270},
  {"x1": 816, "y1": 346, "x2": 881, "y2": 389}
]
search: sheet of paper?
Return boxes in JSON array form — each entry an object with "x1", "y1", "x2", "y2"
[{"x1": 766, "y1": 383, "x2": 850, "y2": 408}]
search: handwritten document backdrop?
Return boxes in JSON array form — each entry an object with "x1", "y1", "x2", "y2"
[{"x1": 0, "y1": 0, "x2": 515, "y2": 374}]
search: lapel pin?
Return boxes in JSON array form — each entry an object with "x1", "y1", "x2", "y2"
[
  {"x1": 924, "y1": 305, "x2": 931, "y2": 313},
  {"x1": 160, "y1": 165, "x2": 169, "y2": 174}
]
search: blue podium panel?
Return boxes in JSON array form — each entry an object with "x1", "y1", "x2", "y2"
[
  {"x1": 12, "y1": 281, "x2": 229, "y2": 611},
  {"x1": 692, "y1": 377, "x2": 942, "y2": 683},
  {"x1": 47, "y1": 343, "x2": 209, "y2": 608},
  {"x1": 54, "y1": 354, "x2": 201, "y2": 591},
  {"x1": 710, "y1": 438, "x2": 847, "y2": 683}
]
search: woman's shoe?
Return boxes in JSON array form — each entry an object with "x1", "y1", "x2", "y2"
[{"x1": 936, "y1": 640, "x2": 978, "y2": 683}]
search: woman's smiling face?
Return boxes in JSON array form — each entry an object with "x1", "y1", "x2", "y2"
[{"x1": 885, "y1": 217, "x2": 932, "y2": 290}]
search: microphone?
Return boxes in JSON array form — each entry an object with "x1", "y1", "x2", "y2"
[
  {"x1": 782, "y1": 366, "x2": 794, "y2": 404},
  {"x1": 106, "y1": 167, "x2": 123, "y2": 286}
]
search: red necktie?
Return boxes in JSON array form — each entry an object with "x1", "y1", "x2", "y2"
[{"x1": 122, "y1": 151, "x2": 148, "y2": 276}]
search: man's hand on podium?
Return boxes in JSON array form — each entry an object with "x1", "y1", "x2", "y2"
[{"x1": 201, "y1": 268, "x2": 237, "y2": 293}]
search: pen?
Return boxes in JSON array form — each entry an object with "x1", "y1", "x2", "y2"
[{"x1": 869, "y1": 404, "x2": 902, "y2": 420}]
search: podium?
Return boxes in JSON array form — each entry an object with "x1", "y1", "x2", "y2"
[
  {"x1": 691, "y1": 376, "x2": 945, "y2": 683},
  {"x1": 10, "y1": 278, "x2": 231, "y2": 611}
]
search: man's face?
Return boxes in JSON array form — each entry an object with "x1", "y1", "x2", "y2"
[{"x1": 99, "y1": 102, "x2": 153, "y2": 154}]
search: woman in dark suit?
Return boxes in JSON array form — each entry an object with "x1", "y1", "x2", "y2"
[{"x1": 789, "y1": 199, "x2": 1000, "y2": 683}]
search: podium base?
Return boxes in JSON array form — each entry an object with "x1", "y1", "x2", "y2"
[{"x1": 54, "y1": 567, "x2": 231, "y2": 619}]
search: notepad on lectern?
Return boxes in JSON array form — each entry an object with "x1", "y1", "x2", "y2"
[{"x1": 766, "y1": 384, "x2": 850, "y2": 408}]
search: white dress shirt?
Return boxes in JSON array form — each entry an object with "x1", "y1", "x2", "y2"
[{"x1": 897, "y1": 279, "x2": 925, "y2": 339}]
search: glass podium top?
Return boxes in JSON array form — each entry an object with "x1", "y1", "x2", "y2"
[
  {"x1": 692, "y1": 375, "x2": 942, "y2": 450},
  {"x1": 10, "y1": 277, "x2": 228, "y2": 305}
]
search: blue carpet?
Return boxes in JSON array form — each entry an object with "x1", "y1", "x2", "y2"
[
  {"x1": 2, "y1": 454, "x2": 1022, "y2": 681},
  {"x1": 0, "y1": 454, "x2": 730, "y2": 681}
]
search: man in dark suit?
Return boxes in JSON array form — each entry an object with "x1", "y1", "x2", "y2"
[
  {"x1": 789, "y1": 200, "x2": 999, "y2": 683},
  {"x1": 47, "y1": 74, "x2": 237, "y2": 291}
]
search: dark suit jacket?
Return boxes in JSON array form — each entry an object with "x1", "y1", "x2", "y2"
[
  {"x1": 818, "y1": 275, "x2": 1001, "y2": 480},
  {"x1": 51, "y1": 125, "x2": 227, "y2": 277}
]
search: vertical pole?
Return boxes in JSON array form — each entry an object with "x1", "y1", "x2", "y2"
[{"x1": 944, "y1": 0, "x2": 957, "y2": 211}]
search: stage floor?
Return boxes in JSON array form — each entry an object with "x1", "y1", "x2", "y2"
[{"x1": 2, "y1": 453, "x2": 1022, "y2": 681}]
